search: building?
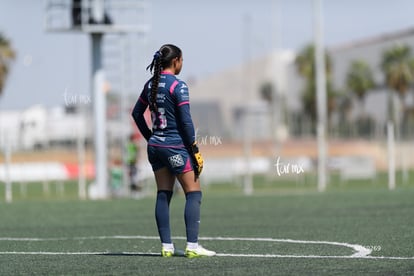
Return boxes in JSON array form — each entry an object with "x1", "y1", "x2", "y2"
[
  {"x1": 3, "y1": 27, "x2": 414, "y2": 151},
  {"x1": 330, "y1": 27, "x2": 414, "y2": 132},
  {"x1": 0, "y1": 105, "x2": 93, "y2": 150},
  {"x1": 190, "y1": 50, "x2": 300, "y2": 141},
  {"x1": 189, "y1": 27, "x2": 414, "y2": 141}
]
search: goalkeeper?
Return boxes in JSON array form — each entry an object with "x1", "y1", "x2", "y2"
[{"x1": 132, "y1": 44, "x2": 215, "y2": 258}]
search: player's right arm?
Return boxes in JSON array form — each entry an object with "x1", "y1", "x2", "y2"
[
  {"x1": 174, "y1": 81, "x2": 195, "y2": 147},
  {"x1": 174, "y1": 80, "x2": 203, "y2": 178},
  {"x1": 132, "y1": 82, "x2": 152, "y2": 141}
]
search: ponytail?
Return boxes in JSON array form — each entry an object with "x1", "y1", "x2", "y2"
[
  {"x1": 146, "y1": 51, "x2": 162, "y2": 112},
  {"x1": 146, "y1": 44, "x2": 182, "y2": 113}
]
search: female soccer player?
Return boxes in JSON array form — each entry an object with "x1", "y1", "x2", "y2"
[{"x1": 132, "y1": 44, "x2": 216, "y2": 258}]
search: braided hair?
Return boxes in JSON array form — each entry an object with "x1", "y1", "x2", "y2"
[{"x1": 146, "y1": 44, "x2": 182, "y2": 113}]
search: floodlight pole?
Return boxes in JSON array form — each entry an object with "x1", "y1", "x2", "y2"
[
  {"x1": 272, "y1": 0, "x2": 282, "y2": 156},
  {"x1": 314, "y1": 0, "x2": 327, "y2": 192},
  {"x1": 91, "y1": 33, "x2": 108, "y2": 199}
]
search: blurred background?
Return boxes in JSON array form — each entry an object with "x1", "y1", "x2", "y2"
[{"x1": 1, "y1": 0, "x2": 414, "y2": 201}]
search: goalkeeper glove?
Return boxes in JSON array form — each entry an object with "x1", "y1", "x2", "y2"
[{"x1": 188, "y1": 142, "x2": 203, "y2": 179}]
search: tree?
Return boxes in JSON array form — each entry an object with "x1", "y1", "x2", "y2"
[
  {"x1": 259, "y1": 81, "x2": 274, "y2": 103},
  {"x1": 346, "y1": 60, "x2": 375, "y2": 101},
  {"x1": 259, "y1": 81, "x2": 275, "y2": 140},
  {"x1": 381, "y1": 44, "x2": 414, "y2": 128},
  {"x1": 346, "y1": 60, "x2": 375, "y2": 136},
  {"x1": 0, "y1": 33, "x2": 16, "y2": 97},
  {"x1": 294, "y1": 44, "x2": 336, "y2": 125},
  {"x1": 381, "y1": 44, "x2": 414, "y2": 97}
]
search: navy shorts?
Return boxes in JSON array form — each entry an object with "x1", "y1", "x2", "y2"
[{"x1": 147, "y1": 145, "x2": 194, "y2": 175}]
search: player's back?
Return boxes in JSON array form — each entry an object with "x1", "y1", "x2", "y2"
[{"x1": 145, "y1": 72, "x2": 189, "y2": 147}]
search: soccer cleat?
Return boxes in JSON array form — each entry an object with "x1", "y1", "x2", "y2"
[
  {"x1": 161, "y1": 248, "x2": 174, "y2": 257},
  {"x1": 185, "y1": 245, "x2": 216, "y2": 258}
]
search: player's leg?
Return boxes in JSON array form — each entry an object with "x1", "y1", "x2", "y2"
[
  {"x1": 176, "y1": 170, "x2": 201, "y2": 247},
  {"x1": 176, "y1": 170, "x2": 216, "y2": 258},
  {"x1": 148, "y1": 145, "x2": 176, "y2": 257},
  {"x1": 176, "y1": 169, "x2": 200, "y2": 193},
  {"x1": 154, "y1": 167, "x2": 175, "y2": 257},
  {"x1": 129, "y1": 163, "x2": 138, "y2": 191}
]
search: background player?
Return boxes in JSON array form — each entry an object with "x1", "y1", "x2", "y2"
[
  {"x1": 132, "y1": 44, "x2": 215, "y2": 258},
  {"x1": 125, "y1": 134, "x2": 140, "y2": 192}
]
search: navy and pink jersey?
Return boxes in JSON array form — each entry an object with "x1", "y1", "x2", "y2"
[{"x1": 132, "y1": 71, "x2": 195, "y2": 148}]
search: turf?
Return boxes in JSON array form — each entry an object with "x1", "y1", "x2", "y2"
[{"x1": 1, "y1": 176, "x2": 414, "y2": 275}]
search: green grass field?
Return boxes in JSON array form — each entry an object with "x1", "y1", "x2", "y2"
[{"x1": 1, "y1": 173, "x2": 414, "y2": 275}]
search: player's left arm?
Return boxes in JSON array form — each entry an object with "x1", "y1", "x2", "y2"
[{"x1": 131, "y1": 84, "x2": 152, "y2": 141}]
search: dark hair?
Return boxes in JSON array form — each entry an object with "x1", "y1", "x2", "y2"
[{"x1": 146, "y1": 44, "x2": 182, "y2": 112}]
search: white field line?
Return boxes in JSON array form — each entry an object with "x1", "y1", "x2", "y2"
[
  {"x1": 199, "y1": 236, "x2": 371, "y2": 257},
  {"x1": 1, "y1": 235, "x2": 413, "y2": 260},
  {"x1": 216, "y1": 253, "x2": 414, "y2": 260},
  {"x1": 0, "y1": 235, "x2": 371, "y2": 257},
  {"x1": 0, "y1": 251, "x2": 413, "y2": 260}
]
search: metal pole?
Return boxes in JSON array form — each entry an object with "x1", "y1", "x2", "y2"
[
  {"x1": 243, "y1": 14, "x2": 253, "y2": 195},
  {"x1": 4, "y1": 133, "x2": 12, "y2": 203},
  {"x1": 387, "y1": 121, "x2": 396, "y2": 190},
  {"x1": 387, "y1": 91, "x2": 396, "y2": 190},
  {"x1": 120, "y1": 34, "x2": 130, "y2": 195},
  {"x1": 314, "y1": 0, "x2": 327, "y2": 192},
  {"x1": 272, "y1": 0, "x2": 282, "y2": 158},
  {"x1": 91, "y1": 33, "x2": 108, "y2": 199},
  {"x1": 77, "y1": 119, "x2": 87, "y2": 200}
]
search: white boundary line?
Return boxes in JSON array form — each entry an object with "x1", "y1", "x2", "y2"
[
  {"x1": 0, "y1": 235, "x2": 413, "y2": 260},
  {"x1": 199, "y1": 236, "x2": 371, "y2": 258},
  {"x1": 0, "y1": 251, "x2": 413, "y2": 260}
]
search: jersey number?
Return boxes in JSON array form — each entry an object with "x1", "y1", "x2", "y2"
[{"x1": 152, "y1": 108, "x2": 167, "y2": 130}]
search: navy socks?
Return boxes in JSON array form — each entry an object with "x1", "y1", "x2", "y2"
[
  {"x1": 155, "y1": 190, "x2": 202, "y2": 244},
  {"x1": 155, "y1": 190, "x2": 173, "y2": 244},
  {"x1": 184, "y1": 191, "x2": 202, "y2": 243}
]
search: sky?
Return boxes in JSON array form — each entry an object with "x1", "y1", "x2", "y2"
[{"x1": 1, "y1": 0, "x2": 414, "y2": 110}]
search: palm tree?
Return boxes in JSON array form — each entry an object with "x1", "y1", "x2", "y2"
[
  {"x1": 381, "y1": 44, "x2": 414, "y2": 97},
  {"x1": 346, "y1": 60, "x2": 375, "y2": 136},
  {"x1": 295, "y1": 44, "x2": 336, "y2": 127},
  {"x1": 346, "y1": 60, "x2": 375, "y2": 102},
  {"x1": 0, "y1": 33, "x2": 16, "y2": 97},
  {"x1": 381, "y1": 44, "x2": 414, "y2": 187},
  {"x1": 381, "y1": 44, "x2": 414, "y2": 130},
  {"x1": 295, "y1": 45, "x2": 320, "y2": 81},
  {"x1": 260, "y1": 81, "x2": 274, "y2": 103}
]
